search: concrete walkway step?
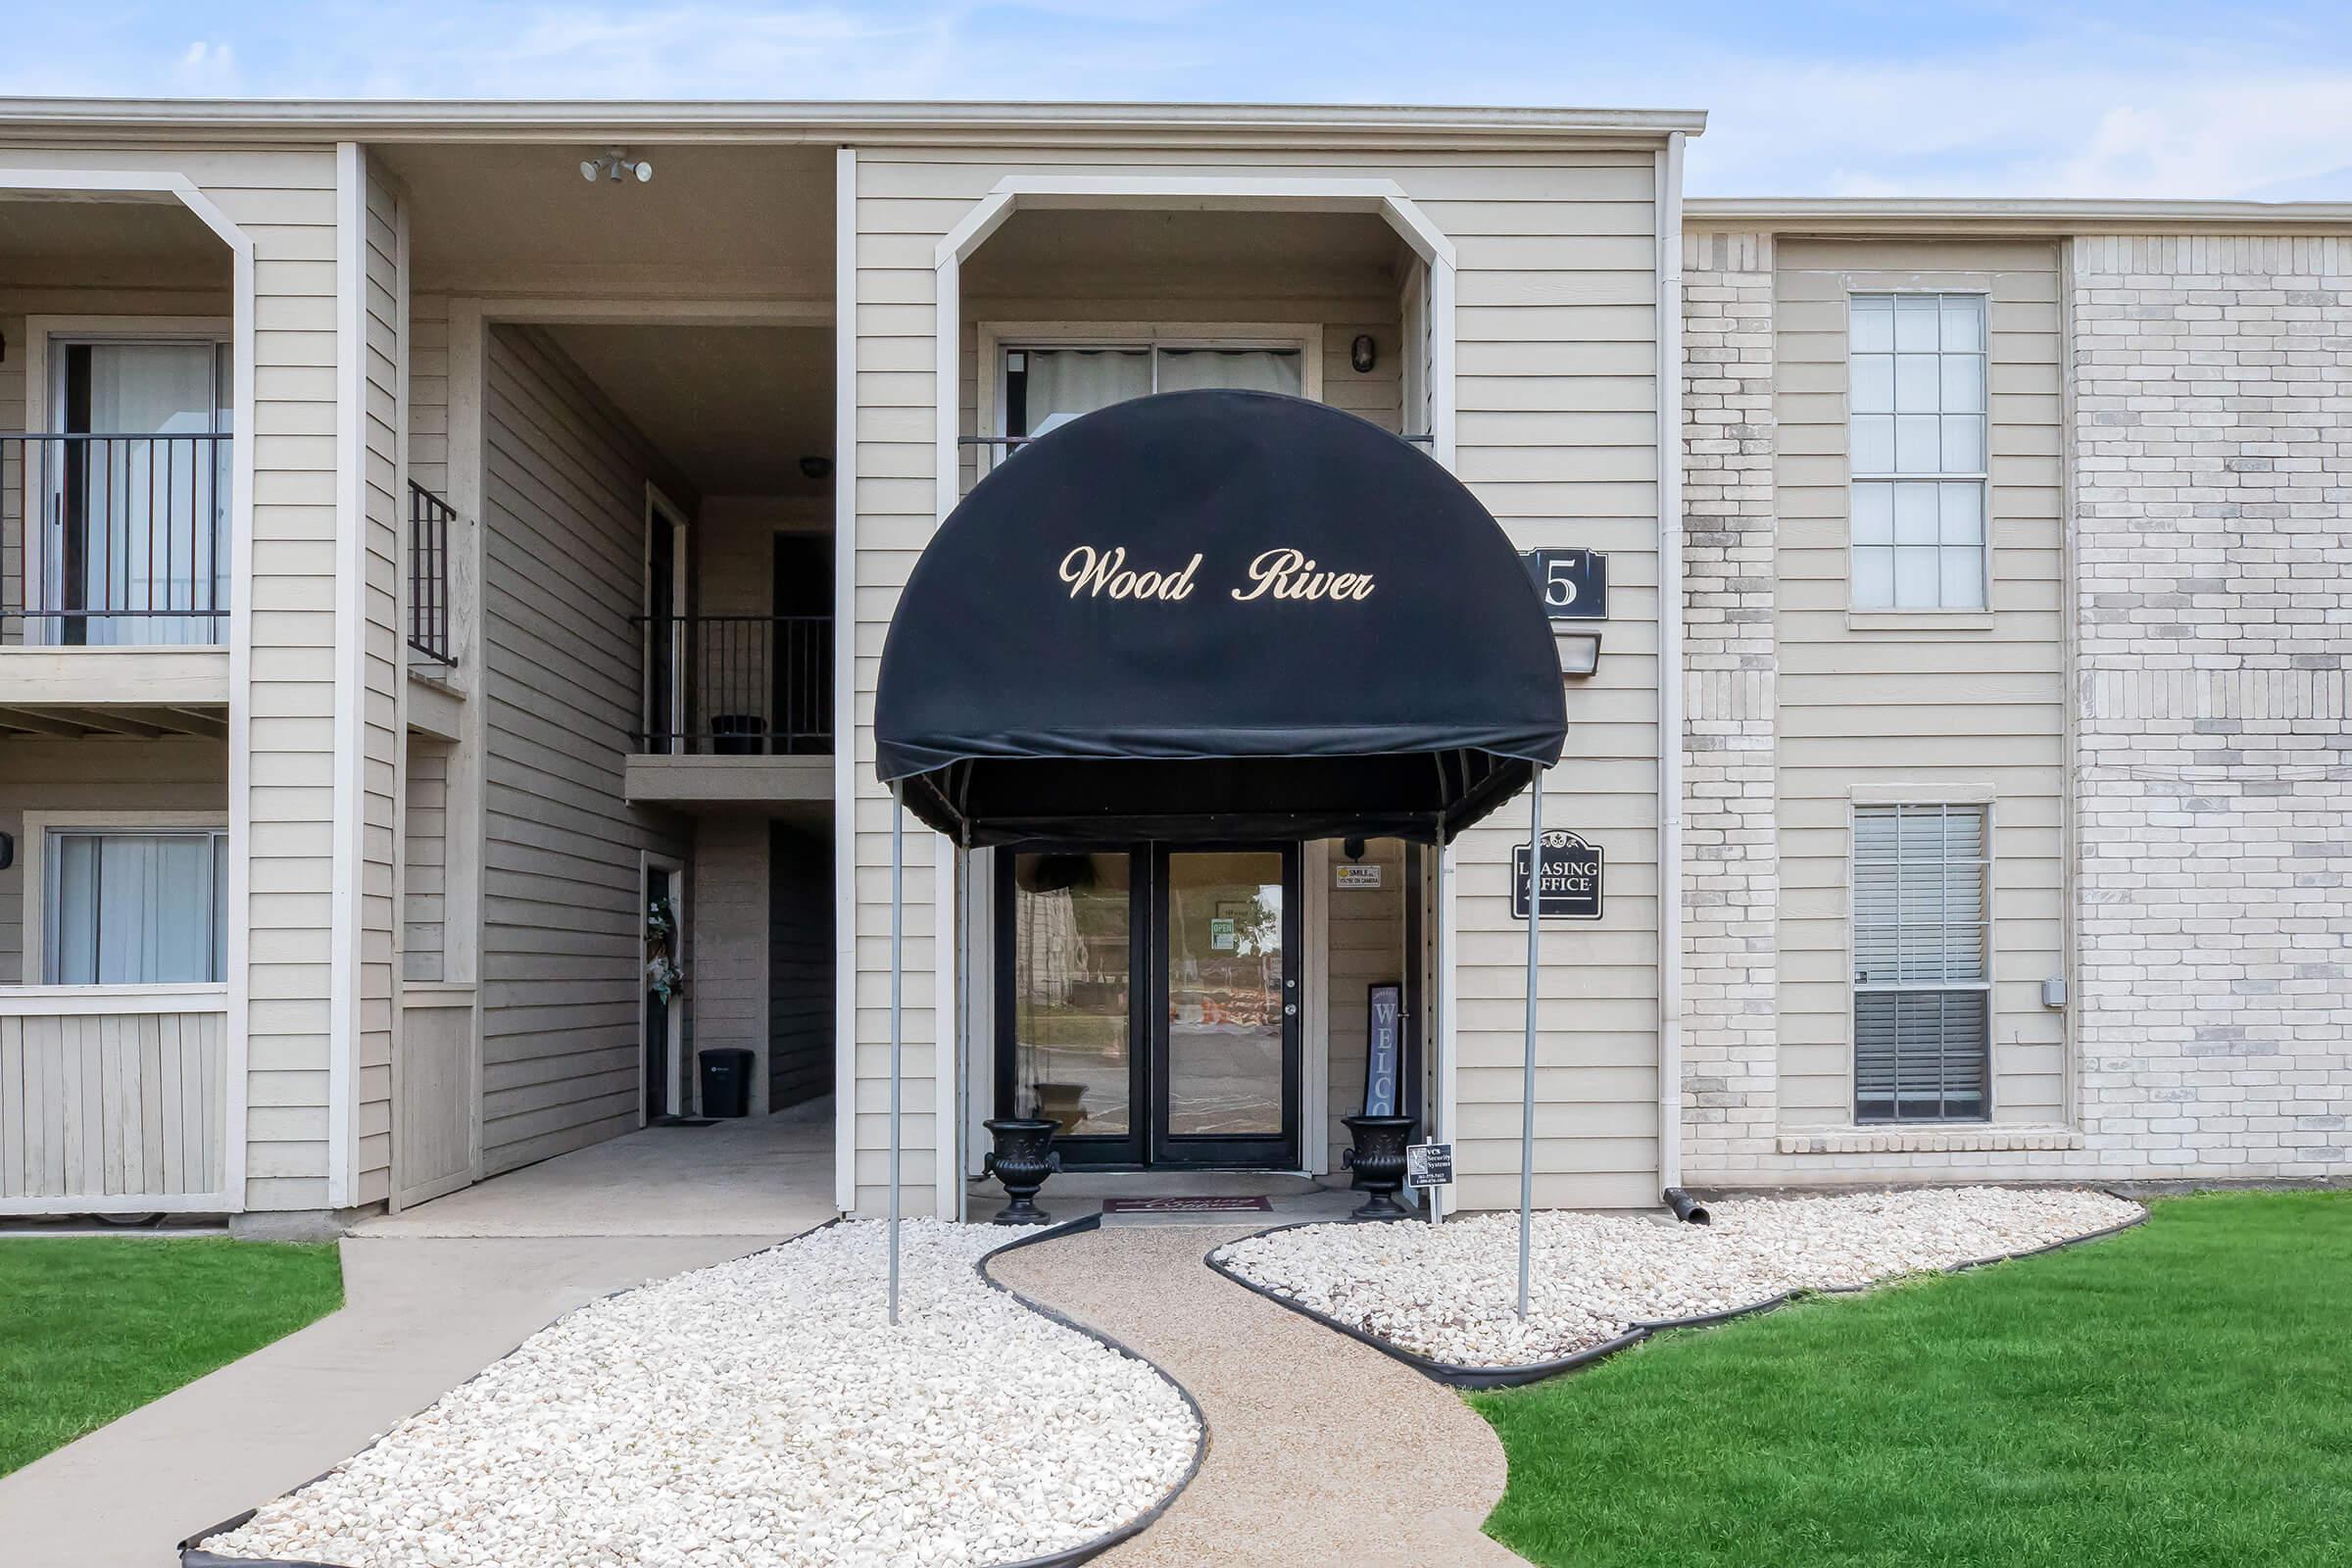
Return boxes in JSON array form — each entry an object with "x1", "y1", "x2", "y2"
[{"x1": 990, "y1": 1222, "x2": 1531, "y2": 1568}]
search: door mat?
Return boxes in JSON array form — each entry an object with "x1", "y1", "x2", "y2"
[
  {"x1": 650, "y1": 1116, "x2": 718, "y2": 1128},
  {"x1": 1102, "y1": 1196, "x2": 1273, "y2": 1213}
]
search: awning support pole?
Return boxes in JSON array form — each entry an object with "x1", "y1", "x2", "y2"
[
  {"x1": 888, "y1": 783, "x2": 905, "y2": 1327},
  {"x1": 1519, "y1": 769, "x2": 1543, "y2": 1320}
]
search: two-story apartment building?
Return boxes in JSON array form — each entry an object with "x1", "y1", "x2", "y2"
[{"x1": 0, "y1": 100, "x2": 2341, "y2": 1232}]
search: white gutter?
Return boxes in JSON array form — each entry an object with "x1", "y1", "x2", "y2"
[
  {"x1": 1686, "y1": 196, "x2": 2352, "y2": 233},
  {"x1": 1654, "y1": 131, "x2": 1688, "y2": 1194},
  {"x1": 0, "y1": 96, "x2": 1707, "y2": 146}
]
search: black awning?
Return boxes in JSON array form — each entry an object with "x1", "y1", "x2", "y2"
[{"x1": 874, "y1": 389, "x2": 1566, "y2": 846}]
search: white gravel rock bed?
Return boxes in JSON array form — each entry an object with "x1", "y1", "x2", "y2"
[
  {"x1": 1214, "y1": 1186, "x2": 2142, "y2": 1369},
  {"x1": 207, "y1": 1219, "x2": 1200, "y2": 1568}
]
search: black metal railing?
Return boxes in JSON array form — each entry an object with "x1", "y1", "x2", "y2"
[
  {"x1": 634, "y1": 612, "x2": 833, "y2": 755},
  {"x1": 408, "y1": 481, "x2": 455, "y2": 664},
  {"x1": 3, "y1": 432, "x2": 230, "y2": 646}
]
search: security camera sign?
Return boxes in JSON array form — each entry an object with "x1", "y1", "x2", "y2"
[
  {"x1": 1510, "y1": 830, "x2": 1603, "y2": 921},
  {"x1": 1406, "y1": 1142, "x2": 1454, "y2": 1189}
]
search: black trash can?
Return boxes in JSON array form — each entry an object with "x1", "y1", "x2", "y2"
[{"x1": 698, "y1": 1048, "x2": 755, "y2": 1117}]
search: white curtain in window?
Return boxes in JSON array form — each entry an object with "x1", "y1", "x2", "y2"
[
  {"x1": 49, "y1": 831, "x2": 224, "y2": 984},
  {"x1": 1152, "y1": 347, "x2": 1303, "y2": 397},
  {"x1": 1022, "y1": 348, "x2": 1152, "y2": 439},
  {"x1": 63, "y1": 342, "x2": 226, "y2": 647}
]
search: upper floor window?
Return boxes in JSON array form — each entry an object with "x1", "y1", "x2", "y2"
[
  {"x1": 36, "y1": 335, "x2": 233, "y2": 646},
  {"x1": 1852, "y1": 803, "x2": 1989, "y2": 1122},
  {"x1": 1848, "y1": 294, "x2": 1986, "y2": 611},
  {"x1": 1002, "y1": 342, "x2": 1304, "y2": 441},
  {"x1": 44, "y1": 828, "x2": 228, "y2": 985}
]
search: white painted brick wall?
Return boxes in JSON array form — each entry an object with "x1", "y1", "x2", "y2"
[
  {"x1": 2069, "y1": 232, "x2": 2352, "y2": 1180},
  {"x1": 1678, "y1": 230, "x2": 1783, "y2": 1175},
  {"x1": 1677, "y1": 228, "x2": 2352, "y2": 1187}
]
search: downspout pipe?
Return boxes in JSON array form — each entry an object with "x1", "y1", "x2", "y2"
[
  {"x1": 1663, "y1": 1186, "x2": 1712, "y2": 1225},
  {"x1": 1654, "y1": 130, "x2": 1689, "y2": 1195}
]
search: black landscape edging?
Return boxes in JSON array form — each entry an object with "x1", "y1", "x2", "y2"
[
  {"x1": 974, "y1": 1214, "x2": 1212, "y2": 1568},
  {"x1": 180, "y1": 1213, "x2": 1203, "y2": 1568},
  {"x1": 1204, "y1": 1199, "x2": 2151, "y2": 1391}
]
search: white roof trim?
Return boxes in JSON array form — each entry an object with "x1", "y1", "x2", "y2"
[
  {"x1": 0, "y1": 96, "x2": 1704, "y2": 145},
  {"x1": 1688, "y1": 197, "x2": 2352, "y2": 233}
]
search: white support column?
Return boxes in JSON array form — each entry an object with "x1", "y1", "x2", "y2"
[
  {"x1": 1654, "y1": 131, "x2": 1688, "y2": 1194},
  {"x1": 831, "y1": 146, "x2": 860, "y2": 1217},
  {"x1": 327, "y1": 141, "x2": 367, "y2": 1209}
]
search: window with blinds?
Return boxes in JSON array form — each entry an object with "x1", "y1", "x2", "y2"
[{"x1": 1852, "y1": 804, "x2": 1989, "y2": 1122}]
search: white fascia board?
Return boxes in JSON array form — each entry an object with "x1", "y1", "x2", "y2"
[
  {"x1": 1687, "y1": 196, "x2": 2352, "y2": 233},
  {"x1": 0, "y1": 97, "x2": 1708, "y2": 144}
]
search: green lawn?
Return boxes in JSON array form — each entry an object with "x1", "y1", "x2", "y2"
[
  {"x1": 0, "y1": 1236, "x2": 344, "y2": 1477},
  {"x1": 1475, "y1": 1191, "x2": 2352, "y2": 1568}
]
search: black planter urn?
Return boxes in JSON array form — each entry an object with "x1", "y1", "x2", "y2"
[
  {"x1": 982, "y1": 1117, "x2": 1060, "y2": 1225},
  {"x1": 1341, "y1": 1113, "x2": 1418, "y2": 1220}
]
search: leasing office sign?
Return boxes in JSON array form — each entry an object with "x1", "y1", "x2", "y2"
[{"x1": 1510, "y1": 830, "x2": 1603, "y2": 920}]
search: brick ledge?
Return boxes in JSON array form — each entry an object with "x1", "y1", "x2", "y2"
[{"x1": 1776, "y1": 1125, "x2": 2085, "y2": 1155}]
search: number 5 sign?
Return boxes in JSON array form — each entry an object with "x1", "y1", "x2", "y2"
[{"x1": 1521, "y1": 549, "x2": 1608, "y2": 620}]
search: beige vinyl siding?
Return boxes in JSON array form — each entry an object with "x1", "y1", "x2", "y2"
[
  {"x1": 852, "y1": 146, "x2": 1662, "y2": 1213},
  {"x1": 354, "y1": 154, "x2": 405, "y2": 1205},
  {"x1": 408, "y1": 296, "x2": 449, "y2": 500},
  {"x1": 1773, "y1": 239, "x2": 2067, "y2": 1130},
  {"x1": 0, "y1": 145, "x2": 348, "y2": 1209},
  {"x1": 1324, "y1": 837, "x2": 1408, "y2": 1168},
  {"x1": 691, "y1": 816, "x2": 769, "y2": 1112},
  {"x1": 402, "y1": 736, "x2": 448, "y2": 982},
  {"x1": 478, "y1": 323, "x2": 690, "y2": 1172}
]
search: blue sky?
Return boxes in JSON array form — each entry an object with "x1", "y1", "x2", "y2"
[{"x1": 8, "y1": 2, "x2": 2352, "y2": 198}]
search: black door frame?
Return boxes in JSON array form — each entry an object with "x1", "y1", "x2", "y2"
[
  {"x1": 994, "y1": 841, "x2": 1301, "y2": 1171},
  {"x1": 993, "y1": 846, "x2": 1151, "y2": 1168},
  {"x1": 1146, "y1": 842, "x2": 1300, "y2": 1170}
]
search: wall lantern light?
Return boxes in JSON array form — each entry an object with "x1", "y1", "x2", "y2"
[
  {"x1": 1349, "y1": 333, "x2": 1377, "y2": 373},
  {"x1": 1557, "y1": 630, "x2": 1602, "y2": 677},
  {"x1": 581, "y1": 150, "x2": 654, "y2": 184}
]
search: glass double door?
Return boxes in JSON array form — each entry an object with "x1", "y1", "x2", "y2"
[{"x1": 1000, "y1": 844, "x2": 1298, "y2": 1169}]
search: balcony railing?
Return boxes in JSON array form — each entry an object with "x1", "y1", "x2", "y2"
[
  {"x1": 408, "y1": 481, "x2": 455, "y2": 664},
  {"x1": 635, "y1": 612, "x2": 833, "y2": 756},
  {"x1": 4, "y1": 432, "x2": 229, "y2": 647}
]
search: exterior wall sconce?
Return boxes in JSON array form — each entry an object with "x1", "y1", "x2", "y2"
[
  {"x1": 1557, "y1": 630, "x2": 1602, "y2": 677},
  {"x1": 581, "y1": 150, "x2": 654, "y2": 183},
  {"x1": 1350, "y1": 333, "x2": 1377, "y2": 372}
]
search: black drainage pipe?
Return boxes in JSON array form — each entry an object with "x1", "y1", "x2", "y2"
[{"x1": 1662, "y1": 1187, "x2": 1712, "y2": 1225}]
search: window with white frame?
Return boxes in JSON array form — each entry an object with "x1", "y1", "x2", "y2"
[
  {"x1": 1002, "y1": 341, "x2": 1304, "y2": 441},
  {"x1": 44, "y1": 828, "x2": 228, "y2": 985},
  {"x1": 1847, "y1": 293, "x2": 1986, "y2": 610},
  {"x1": 1852, "y1": 804, "x2": 1989, "y2": 1122}
]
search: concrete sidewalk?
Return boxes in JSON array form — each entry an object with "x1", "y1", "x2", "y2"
[
  {"x1": 356, "y1": 1098, "x2": 835, "y2": 1239},
  {"x1": 0, "y1": 1234, "x2": 777, "y2": 1567},
  {"x1": 991, "y1": 1223, "x2": 1530, "y2": 1568}
]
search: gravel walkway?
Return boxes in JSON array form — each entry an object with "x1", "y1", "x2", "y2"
[
  {"x1": 990, "y1": 1223, "x2": 1528, "y2": 1568},
  {"x1": 1214, "y1": 1186, "x2": 2144, "y2": 1369},
  {"x1": 204, "y1": 1220, "x2": 1199, "y2": 1568}
]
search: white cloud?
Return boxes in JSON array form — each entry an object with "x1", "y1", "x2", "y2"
[
  {"x1": 4, "y1": 4, "x2": 2350, "y2": 200},
  {"x1": 172, "y1": 40, "x2": 241, "y2": 94}
]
